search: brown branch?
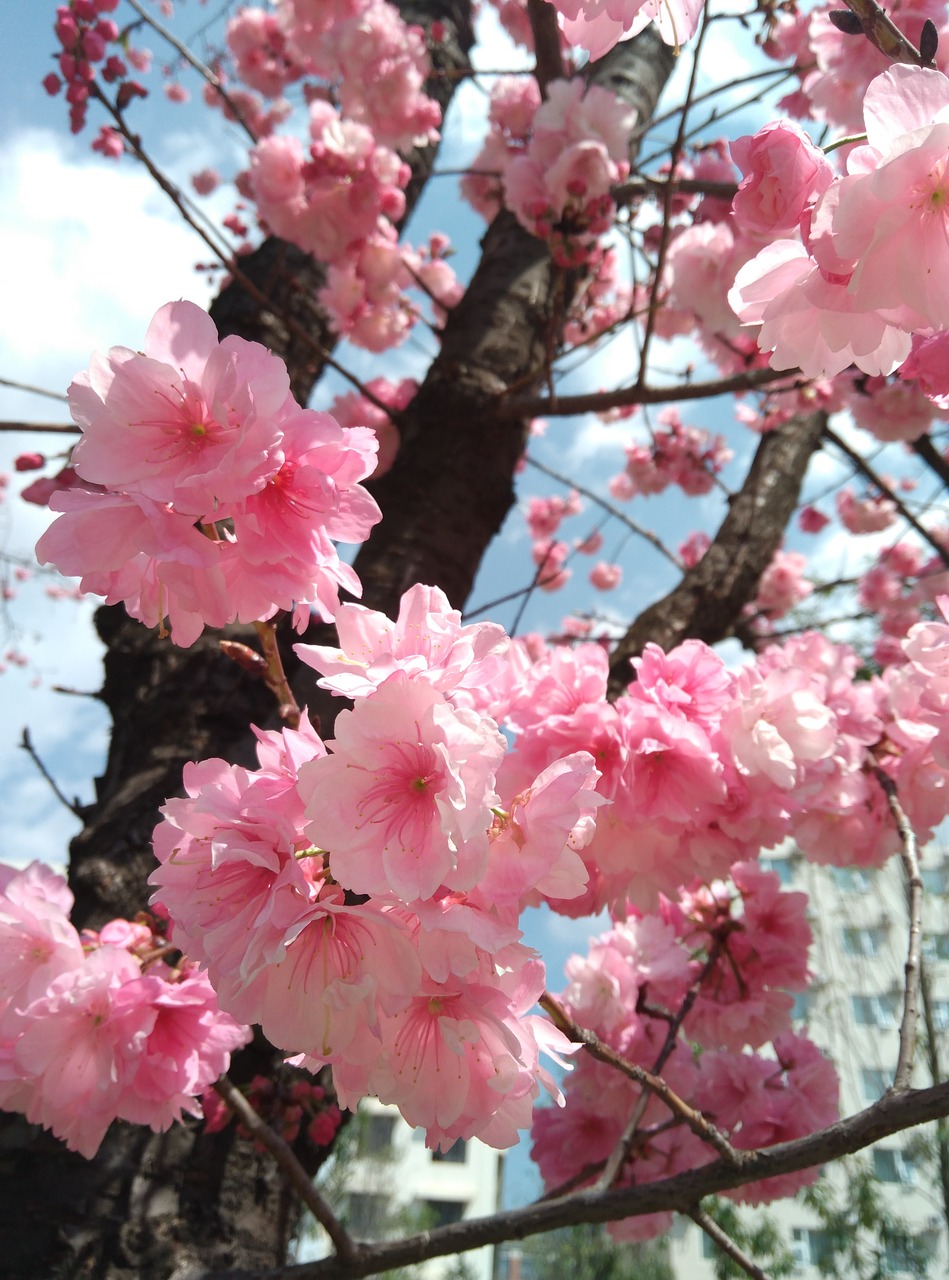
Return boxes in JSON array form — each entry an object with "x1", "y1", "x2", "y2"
[
  {"x1": 203, "y1": 1082, "x2": 949, "y2": 1280},
  {"x1": 872, "y1": 767, "x2": 923, "y2": 1092},
  {"x1": 841, "y1": 0, "x2": 930, "y2": 65},
  {"x1": 540, "y1": 994, "x2": 741, "y2": 1165},
  {"x1": 0, "y1": 378, "x2": 68, "y2": 403},
  {"x1": 823, "y1": 424, "x2": 949, "y2": 571},
  {"x1": 527, "y1": 0, "x2": 565, "y2": 96},
  {"x1": 911, "y1": 432, "x2": 949, "y2": 491},
  {"x1": 524, "y1": 454, "x2": 683, "y2": 569},
  {"x1": 254, "y1": 619, "x2": 302, "y2": 729},
  {"x1": 614, "y1": 175, "x2": 738, "y2": 205},
  {"x1": 599, "y1": 934, "x2": 728, "y2": 1187},
  {"x1": 607, "y1": 411, "x2": 826, "y2": 695},
  {"x1": 688, "y1": 1204, "x2": 774, "y2": 1280},
  {"x1": 0, "y1": 421, "x2": 78, "y2": 434},
  {"x1": 213, "y1": 1077, "x2": 358, "y2": 1264},
  {"x1": 501, "y1": 365, "x2": 806, "y2": 418},
  {"x1": 20, "y1": 728, "x2": 85, "y2": 817}
]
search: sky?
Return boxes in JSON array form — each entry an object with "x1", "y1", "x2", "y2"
[{"x1": 0, "y1": 0, "x2": 931, "y2": 1211}]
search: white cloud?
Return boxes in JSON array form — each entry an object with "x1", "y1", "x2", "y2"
[{"x1": 0, "y1": 127, "x2": 216, "y2": 870}]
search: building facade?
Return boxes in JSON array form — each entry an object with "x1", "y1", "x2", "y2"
[{"x1": 302, "y1": 1098, "x2": 504, "y2": 1280}]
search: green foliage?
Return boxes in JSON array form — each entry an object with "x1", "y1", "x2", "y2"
[
  {"x1": 701, "y1": 1199, "x2": 796, "y2": 1279},
  {"x1": 800, "y1": 1160, "x2": 937, "y2": 1279},
  {"x1": 518, "y1": 1222, "x2": 673, "y2": 1280}
]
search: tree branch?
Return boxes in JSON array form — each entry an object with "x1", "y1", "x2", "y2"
[
  {"x1": 540, "y1": 994, "x2": 741, "y2": 1166},
  {"x1": 203, "y1": 1082, "x2": 949, "y2": 1280},
  {"x1": 213, "y1": 1078, "x2": 357, "y2": 1264},
  {"x1": 823, "y1": 424, "x2": 949, "y2": 571},
  {"x1": 872, "y1": 767, "x2": 923, "y2": 1093},
  {"x1": 688, "y1": 1204, "x2": 774, "y2": 1280},
  {"x1": 501, "y1": 366, "x2": 805, "y2": 419},
  {"x1": 527, "y1": 0, "x2": 565, "y2": 96},
  {"x1": 607, "y1": 412, "x2": 825, "y2": 695}
]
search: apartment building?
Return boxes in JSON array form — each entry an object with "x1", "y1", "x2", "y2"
[{"x1": 302, "y1": 1097, "x2": 504, "y2": 1280}]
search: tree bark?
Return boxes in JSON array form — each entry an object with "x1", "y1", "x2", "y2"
[{"x1": 607, "y1": 413, "x2": 827, "y2": 696}]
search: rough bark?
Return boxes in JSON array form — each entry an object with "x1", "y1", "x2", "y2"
[
  {"x1": 354, "y1": 29, "x2": 678, "y2": 617},
  {"x1": 607, "y1": 413, "x2": 827, "y2": 697},
  {"x1": 0, "y1": 6, "x2": 473, "y2": 1277}
]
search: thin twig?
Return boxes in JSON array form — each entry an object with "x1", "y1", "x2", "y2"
[
  {"x1": 540, "y1": 993, "x2": 741, "y2": 1165},
  {"x1": 823, "y1": 425, "x2": 949, "y2": 571},
  {"x1": 598, "y1": 935, "x2": 728, "y2": 1187},
  {"x1": 688, "y1": 1203, "x2": 774, "y2": 1280},
  {"x1": 254, "y1": 619, "x2": 302, "y2": 729},
  {"x1": 635, "y1": 7, "x2": 711, "y2": 390},
  {"x1": 501, "y1": 366, "x2": 805, "y2": 418},
  {"x1": 525, "y1": 454, "x2": 683, "y2": 570},
  {"x1": 842, "y1": 0, "x2": 928, "y2": 65},
  {"x1": 124, "y1": 0, "x2": 258, "y2": 141},
  {"x1": 872, "y1": 767, "x2": 923, "y2": 1092},
  {"x1": 0, "y1": 421, "x2": 78, "y2": 434},
  {"x1": 0, "y1": 378, "x2": 69, "y2": 403},
  {"x1": 213, "y1": 1076, "x2": 358, "y2": 1263},
  {"x1": 19, "y1": 728, "x2": 84, "y2": 817}
]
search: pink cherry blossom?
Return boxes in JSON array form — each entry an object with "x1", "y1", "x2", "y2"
[
  {"x1": 731, "y1": 120, "x2": 833, "y2": 236},
  {"x1": 67, "y1": 301, "x2": 289, "y2": 513},
  {"x1": 299, "y1": 673, "x2": 506, "y2": 902}
]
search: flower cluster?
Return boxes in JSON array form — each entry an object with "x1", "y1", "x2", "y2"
[
  {"x1": 248, "y1": 100, "x2": 410, "y2": 264},
  {"x1": 0, "y1": 861, "x2": 250, "y2": 1157},
  {"x1": 149, "y1": 585, "x2": 597, "y2": 1152},
  {"x1": 279, "y1": 0, "x2": 441, "y2": 151},
  {"x1": 36, "y1": 301, "x2": 381, "y2": 645},
  {"x1": 505, "y1": 79, "x2": 636, "y2": 267},
  {"x1": 46, "y1": 0, "x2": 145, "y2": 137},
  {"x1": 730, "y1": 65, "x2": 949, "y2": 384},
  {"x1": 617, "y1": 408, "x2": 733, "y2": 499},
  {"x1": 532, "y1": 862, "x2": 836, "y2": 1239}
]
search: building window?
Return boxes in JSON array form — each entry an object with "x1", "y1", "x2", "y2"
[
  {"x1": 358, "y1": 1113, "x2": 396, "y2": 1157},
  {"x1": 832, "y1": 867, "x2": 873, "y2": 893},
  {"x1": 922, "y1": 933, "x2": 949, "y2": 962},
  {"x1": 760, "y1": 857, "x2": 794, "y2": 885},
  {"x1": 347, "y1": 1193, "x2": 390, "y2": 1237},
  {"x1": 842, "y1": 926, "x2": 885, "y2": 957},
  {"x1": 433, "y1": 1139, "x2": 467, "y2": 1164},
  {"x1": 791, "y1": 1227, "x2": 831, "y2": 1267},
  {"x1": 921, "y1": 866, "x2": 948, "y2": 895},
  {"x1": 873, "y1": 1147, "x2": 918, "y2": 1185},
  {"x1": 421, "y1": 1199, "x2": 467, "y2": 1229},
  {"x1": 852, "y1": 994, "x2": 899, "y2": 1028},
  {"x1": 862, "y1": 1068, "x2": 888, "y2": 1102}
]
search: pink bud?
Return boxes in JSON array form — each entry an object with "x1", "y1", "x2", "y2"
[
  {"x1": 14, "y1": 452, "x2": 45, "y2": 472},
  {"x1": 42, "y1": 72, "x2": 62, "y2": 96},
  {"x1": 590, "y1": 561, "x2": 622, "y2": 590}
]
